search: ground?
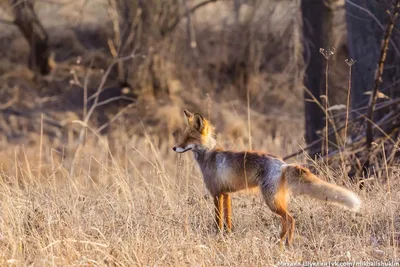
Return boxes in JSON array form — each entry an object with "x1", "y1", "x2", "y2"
[{"x1": 0, "y1": 0, "x2": 399, "y2": 266}]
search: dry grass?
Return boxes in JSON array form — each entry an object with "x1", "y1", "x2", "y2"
[
  {"x1": 0, "y1": 123, "x2": 398, "y2": 266},
  {"x1": 0, "y1": 0, "x2": 399, "y2": 265}
]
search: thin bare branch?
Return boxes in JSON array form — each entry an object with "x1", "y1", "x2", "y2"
[
  {"x1": 365, "y1": 0, "x2": 400, "y2": 166},
  {"x1": 0, "y1": 18, "x2": 14, "y2": 25},
  {"x1": 161, "y1": 0, "x2": 218, "y2": 35},
  {"x1": 69, "y1": 54, "x2": 136, "y2": 177}
]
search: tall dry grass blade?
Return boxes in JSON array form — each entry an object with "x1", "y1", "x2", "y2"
[
  {"x1": 22, "y1": 145, "x2": 34, "y2": 185},
  {"x1": 344, "y1": 59, "x2": 355, "y2": 149},
  {"x1": 324, "y1": 50, "x2": 330, "y2": 156},
  {"x1": 246, "y1": 86, "x2": 252, "y2": 150},
  {"x1": 14, "y1": 149, "x2": 19, "y2": 189},
  {"x1": 39, "y1": 113, "x2": 43, "y2": 178}
]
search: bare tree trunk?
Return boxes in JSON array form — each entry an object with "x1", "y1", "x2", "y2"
[
  {"x1": 301, "y1": 0, "x2": 334, "y2": 152},
  {"x1": 346, "y1": 0, "x2": 400, "y2": 111},
  {"x1": 11, "y1": 0, "x2": 50, "y2": 75}
]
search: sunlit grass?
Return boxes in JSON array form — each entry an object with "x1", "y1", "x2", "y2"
[{"x1": 0, "y1": 126, "x2": 398, "y2": 266}]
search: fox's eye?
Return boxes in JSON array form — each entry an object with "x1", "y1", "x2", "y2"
[
  {"x1": 186, "y1": 137, "x2": 197, "y2": 143},
  {"x1": 172, "y1": 129, "x2": 181, "y2": 140}
]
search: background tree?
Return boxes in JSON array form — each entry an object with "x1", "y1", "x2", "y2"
[
  {"x1": 301, "y1": 0, "x2": 335, "y2": 155},
  {"x1": 10, "y1": 0, "x2": 51, "y2": 75}
]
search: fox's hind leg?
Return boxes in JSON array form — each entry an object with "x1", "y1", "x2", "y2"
[
  {"x1": 223, "y1": 193, "x2": 232, "y2": 232},
  {"x1": 271, "y1": 201, "x2": 294, "y2": 247},
  {"x1": 262, "y1": 183, "x2": 295, "y2": 247},
  {"x1": 214, "y1": 194, "x2": 224, "y2": 232}
]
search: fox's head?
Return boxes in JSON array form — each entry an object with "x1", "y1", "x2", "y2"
[{"x1": 172, "y1": 109, "x2": 216, "y2": 153}]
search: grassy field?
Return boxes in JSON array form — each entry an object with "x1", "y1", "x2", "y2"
[
  {"x1": 0, "y1": 123, "x2": 398, "y2": 266},
  {"x1": 0, "y1": 0, "x2": 399, "y2": 265}
]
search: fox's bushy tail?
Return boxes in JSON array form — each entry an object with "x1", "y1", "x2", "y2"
[{"x1": 281, "y1": 164, "x2": 361, "y2": 212}]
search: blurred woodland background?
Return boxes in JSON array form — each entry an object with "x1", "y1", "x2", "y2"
[
  {"x1": 0, "y1": 0, "x2": 399, "y2": 265},
  {"x1": 0, "y1": 0, "x2": 304, "y2": 153},
  {"x1": 0, "y1": 0, "x2": 399, "y2": 175}
]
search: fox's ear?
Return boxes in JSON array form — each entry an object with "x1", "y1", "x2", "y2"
[
  {"x1": 193, "y1": 113, "x2": 204, "y2": 132},
  {"x1": 184, "y1": 109, "x2": 193, "y2": 118},
  {"x1": 183, "y1": 109, "x2": 194, "y2": 125}
]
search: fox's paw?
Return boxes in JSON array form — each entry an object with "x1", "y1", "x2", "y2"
[
  {"x1": 213, "y1": 226, "x2": 224, "y2": 234},
  {"x1": 224, "y1": 223, "x2": 234, "y2": 234},
  {"x1": 212, "y1": 225, "x2": 234, "y2": 235},
  {"x1": 276, "y1": 238, "x2": 292, "y2": 250}
]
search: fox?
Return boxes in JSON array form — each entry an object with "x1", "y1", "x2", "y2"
[{"x1": 173, "y1": 109, "x2": 361, "y2": 246}]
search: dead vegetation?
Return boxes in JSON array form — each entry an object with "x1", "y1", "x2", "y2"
[
  {"x1": 0, "y1": 0, "x2": 399, "y2": 265},
  {"x1": 0, "y1": 128, "x2": 398, "y2": 265}
]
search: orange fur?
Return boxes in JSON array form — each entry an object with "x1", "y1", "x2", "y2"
[
  {"x1": 214, "y1": 194, "x2": 224, "y2": 231},
  {"x1": 223, "y1": 193, "x2": 232, "y2": 232}
]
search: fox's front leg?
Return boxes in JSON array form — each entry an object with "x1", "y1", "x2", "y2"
[
  {"x1": 214, "y1": 194, "x2": 224, "y2": 232},
  {"x1": 223, "y1": 193, "x2": 232, "y2": 232}
]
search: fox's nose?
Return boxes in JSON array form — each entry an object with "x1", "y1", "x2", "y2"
[{"x1": 173, "y1": 147, "x2": 176, "y2": 151}]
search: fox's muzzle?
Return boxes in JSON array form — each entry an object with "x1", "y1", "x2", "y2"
[{"x1": 172, "y1": 146, "x2": 192, "y2": 153}]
